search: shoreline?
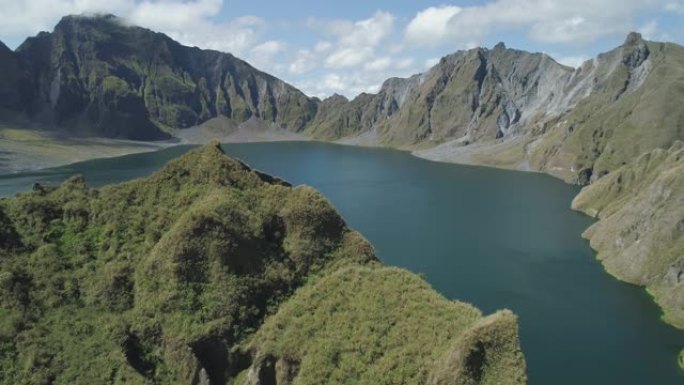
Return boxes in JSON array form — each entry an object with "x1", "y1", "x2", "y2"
[
  {"x1": 0, "y1": 129, "x2": 177, "y2": 174},
  {"x1": 0, "y1": 124, "x2": 311, "y2": 175}
]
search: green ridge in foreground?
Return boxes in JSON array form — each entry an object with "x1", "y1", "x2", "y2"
[
  {"x1": 246, "y1": 266, "x2": 525, "y2": 385},
  {"x1": 0, "y1": 142, "x2": 525, "y2": 384}
]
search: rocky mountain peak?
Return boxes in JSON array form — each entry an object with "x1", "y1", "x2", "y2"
[
  {"x1": 0, "y1": 38, "x2": 29, "y2": 111},
  {"x1": 622, "y1": 32, "x2": 650, "y2": 68},
  {"x1": 56, "y1": 13, "x2": 120, "y2": 26},
  {"x1": 52, "y1": 13, "x2": 127, "y2": 38},
  {"x1": 493, "y1": 41, "x2": 507, "y2": 51},
  {"x1": 324, "y1": 93, "x2": 349, "y2": 103},
  {"x1": 624, "y1": 31, "x2": 644, "y2": 46},
  {"x1": 6, "y1": 13, "x2": 318, "y2": 139}
]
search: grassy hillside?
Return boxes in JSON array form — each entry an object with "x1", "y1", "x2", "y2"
[
  {"x1": 572, "y1": 142, "x2": 684, "y2": 328},
  {"x1": 246, "y1": 265, "x2": 525, "y2": 385},
  {"x1": 0, "y1": 142, "x2": 525, "y2": 384}
]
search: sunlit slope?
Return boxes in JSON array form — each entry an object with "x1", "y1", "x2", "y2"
[
  {"x1": 573, "y1": 142, "x2": 684, "y2": 328},
  {"x1": 0, "y1": 142, "x2": 525, "y2": 384}
]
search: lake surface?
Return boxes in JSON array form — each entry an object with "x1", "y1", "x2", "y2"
[{"x1": 1, "y1": 141, "x2": 683, "y2": 384}]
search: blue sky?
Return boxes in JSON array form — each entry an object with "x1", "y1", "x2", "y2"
[{"x1": 1, "y1": 0, "x2": 683, "y2": 98}]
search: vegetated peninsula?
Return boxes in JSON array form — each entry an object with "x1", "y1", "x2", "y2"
[
  {"x1": 0, "y1": 142, "x2": 526, "y2": 384},
  {"x1": 1, "y1": 13, "x2": 683, "y2": 345}
]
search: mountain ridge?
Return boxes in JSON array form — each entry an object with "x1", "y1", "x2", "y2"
[
  {"x1": 2, "y1": 14, "x2": 684, "y2": 333},
  {"x1": 0, "y1": 141, "x2": 526, "y2": 384},
  {"x1": 3, "y1": 14, "x2": 318, "y2": 140},
  {"x1": 572, "y1": 142, "x2": 684, "y2": 329},
  {"x1": 7, "y1": 16, "x2": 682, "y2": 186},
  {"x1": 5, "y1": 16, "x2": 683, "y2": 186}
]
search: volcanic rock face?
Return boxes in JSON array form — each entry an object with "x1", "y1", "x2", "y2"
[
  {"x1": 3, "y1": 15, "x2": 317, "y2": 139},
  {"x1": 0, "y1": 41, "x2": 31, "y2": 112},
  {"x1": 320, "y1": 33, "x2": 684, "y2": 186}
]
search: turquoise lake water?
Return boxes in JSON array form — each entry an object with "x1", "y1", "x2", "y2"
[{"x1": 1, "y1": 141, "x2": 683, "y2": 384}]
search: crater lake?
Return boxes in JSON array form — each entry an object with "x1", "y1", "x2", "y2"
[{"x1": 1, "y1": 141, "x2": 683, "y2": 384}]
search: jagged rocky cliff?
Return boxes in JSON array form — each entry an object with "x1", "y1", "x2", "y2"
[
  {"x1": 311, "y1": 43, "x2": 575, "y2": 147},
  {"x1": 0, "y1": 14, "x2": 316, "y2": 140},
  {"x1": 526, "y1": 33, "x2": 684, "y2": 183},
  {"x1": 315, "y1": 33, "x2": 684, "y2": 186},
  {"x1": 0, "y1": 142, "x2": 526, "y2": 384},
  {"x1": 0, "y1": 41, "x2": 30, "y2": 112}
]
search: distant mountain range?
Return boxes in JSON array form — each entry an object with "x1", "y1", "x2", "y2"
[
  {"x1": 2, "y1": 15, "x2": 683, "y2": 185},
  {"x1": 1, "y1": 14, "x2": 684, "y2": 332}
]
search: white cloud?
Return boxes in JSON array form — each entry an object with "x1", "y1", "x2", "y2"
[
  {"x1": 314, "y1": 41, "x2": 333, "y2": 53},
  {"x1": 320, "y1": 11, "x2": 395, "y2": 69},
  {"x1": 638, "y1": 20, "x2": 658, "y2": 39},
  {"x1": 247, "y1": 40, "x2": 286, "y2": 71},
  {"x1": 298, "y1": 72, "x2": 383, "y2": 99},
  {"x1": 340, "y1": 11, "x2": 394, "y2": 47},
  {"x1": 128, "y1": 0, "x2": 221, "y2": 31},
  {"x1": 405, "y1": 6, "x2": 462, "y2": 47},
  {"x1": 395, "y1": 58, "x2": 415, "y2": 70},
  {"x1": 164, "y1": 15, "x2": 265, "y2": 55},
  {"x1": 665, "y1": 1, "x2": 684, "y2": 13},
  {"x1": 405, "y1": 0, "x2": 667, "y2": 48},
  {"x1": 295, "y1": 59, "x2": 424, "y2": 99},
  {"x1": 321, "y1": 74, "x2": 347, "y2": 93},
  {"x1": 364, "y1": 57, "x2": 392, "y2": 72},
  {"x1": 387, "y1": 43, "x2": 405, "y2": 55},
  {"x1": 289, "y1": 49, "x2": 317, "y2": 74},
  {"x1": 553, "y1": 54, "x2": 590, "y2": 68},
  {"x1": 0, "y1": 0, "x2": 264, "y2": 56},
  {"x1": 325, "y1": 46, "x2": 374, "y2": 68},
  {"x1": 0, "y1": 0, "x2": 134, "y2": 38},
  {"x1": 285, "y1": 11, "x2": 424, "y2": 97},
  {"x1": 298, "y1": 0, "x2": 679, "y2": 99},
  {"x1": 251, "y1": 40, "x2": 286, "y2": 57},
  {"x1": 424, "y1": 57, "x2": 440, "y2": 69}
]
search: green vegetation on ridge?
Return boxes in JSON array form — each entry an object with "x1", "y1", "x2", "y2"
[
  {"x1": 0, "y1": 142, "x2": 525, "y2": 384},
  {"x1": 3, "y1": 11, "x2": 683, "y2": 376},
  {"x1": 248, "y1": 266, "x2": 525, "y2": 385}
]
